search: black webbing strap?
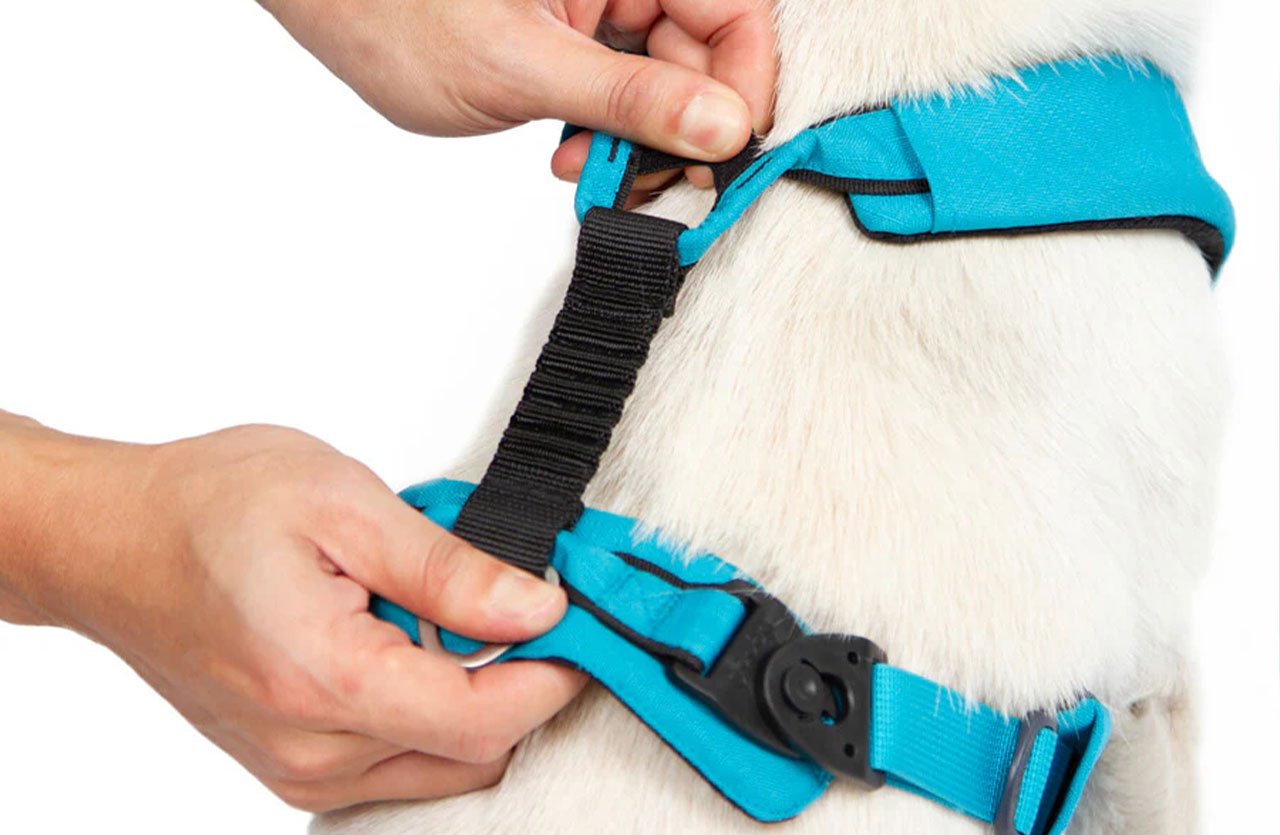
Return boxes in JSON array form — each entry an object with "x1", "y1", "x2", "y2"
[
  {"x1": 452, "y1": 206, "x2": 688, "y2": 574},
  {"x1": 612, "y1": 136, "x2": 763, "y2": 210}
]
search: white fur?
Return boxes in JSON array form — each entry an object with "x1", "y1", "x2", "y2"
[{"x1": 319, "y1": 1, "x2": 1225, "y2": 832}]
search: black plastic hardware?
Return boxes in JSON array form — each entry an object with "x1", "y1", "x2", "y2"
[
  {"x1": 667, "y1": 583, "x2": 889, "y2": 789},
  {"x1": 994, "y1": 710, "x2": 1060, "y2": 834},
  {"x1": 667, "y1": 583, "x2": 805, "y2": 755},
  {"x1": 760, "y1": 633, "x2": 887, "y2": 786}
]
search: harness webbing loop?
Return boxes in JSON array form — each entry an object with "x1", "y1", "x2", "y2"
[{"x1": 453, "y1": 207, "x2": 687, "y2": 574}]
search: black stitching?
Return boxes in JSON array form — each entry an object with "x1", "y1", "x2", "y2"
[
  {"x1": 785, "y1": 169, "x2": 930, "y2": 196},
  {"x1": 842, "y1": 201, "x2": 1225, "y2": 275},
  {"x1": 560, "y1": 577, "x2": 705, "y2": 672},
  {"x1": 613, "y1": 551, "x2": 744, "y2": 592}
]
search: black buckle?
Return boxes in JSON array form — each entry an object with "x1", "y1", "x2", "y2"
[
  {"x1": 667, "y1": 582, "x2": 803, "y2": 755},
  {"x1": 667, "y1": 582, "x2": 887, "y2": 787},
  {"x1": 994, "y1": 710, "x2": 1060, "y2": 835},
  {"x1": 761, "y1": 632, "x2": 887, "y2": 786}
]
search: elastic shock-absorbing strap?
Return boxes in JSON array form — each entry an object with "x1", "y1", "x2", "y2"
[{"x1": 452, "y1": 206, "x2": 688, "y2": 574}]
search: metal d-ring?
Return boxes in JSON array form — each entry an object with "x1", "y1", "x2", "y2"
[{"x1": 417, "y1": 567, "x2": 561, "y2": 669}]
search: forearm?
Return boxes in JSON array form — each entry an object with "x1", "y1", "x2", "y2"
[{"x1": 0, "y1": 412, "x2": 158, "y2": 634}]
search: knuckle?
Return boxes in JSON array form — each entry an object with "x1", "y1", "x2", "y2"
[
  {"x1": 445, "y1": 728, "x2": 515, "y2": 765},
  {"x1": 260, "y1": 676, "x2": 326, "y2": 724},
  {"x1": 265, "y1": 740, "x2": 342, "y2": 783},
  {"x1": 300, "y1": 459, "x2": 388, "y2": 537},
  {"x1": 419, "y1": 532, "x2": 472, "y2": 598},
  {"x1": 329, "y1": 658, "x2": 368, "y2": 704},
  {"x1": 269, "y1": 780, "x2": 339, "y2": 814},
  {"x1": 307, "y1": 456, "x2": 383, "y2": 506},
  {"x1": 474, "y1": 753, "x2": 513, "y2": 789},
  {"x1": 266, "y1": 692, "x2": 346, "y2": 739},
  {"x1": 601, "y1": 61, "x2": 661, "y2": 132}
]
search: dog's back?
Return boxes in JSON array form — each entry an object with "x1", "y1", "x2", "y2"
[{"x1": 319, "y1": 1, "x2": 1225, "y2": 832}]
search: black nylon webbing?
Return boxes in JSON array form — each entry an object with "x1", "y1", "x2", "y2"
[{"x1": 452, "y1": 207, "x2": 688, "y2": 574}]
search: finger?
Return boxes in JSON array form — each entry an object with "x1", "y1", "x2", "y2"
[
  {"x1": 323, "y1": 484, "x2": 566, "y2": 643},
  {"x1": 550, "y1": 130, "x2": 593, "y2": 181},
  {"x1": 647, "y1": 15, "x2": 712, "y2": 75},
  {"x1": 341, "y1": 621, "x2": 587, "y2": 763},
  {"x1": 684, "y1": 166, "x2": 714, "y2": 189},
  {"x1": 550, "y1": 132, "x2": 685, "y2": 199},
  {"x1": 244, "y1": 726, "x2": 408, "y2": 784},
  {"x1": 271, "y1": 751, "x2": 510, "y2": 813},
  {"x1": 512, "y1": 25, "x2": 751, "y2": 161},
  {"x1": 658, "y1": 0, "x2": 777, "y2": 131},
  {"x1": 621, "y1": 175, "x2": 679, "y2": 208}
]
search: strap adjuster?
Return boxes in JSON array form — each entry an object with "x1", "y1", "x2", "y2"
[
  {"x1": 668, "y1": 583, "x2": 888, "y2": 787},
  {"x1": 667, "y1": 582, "x2": 804, "y2": 755},
  {"x1": 762, "y1": 633, "x2": 887, "y2": 787},
  {"x1": 995, "y1": 710, "x2": 1060, "y2": 835}
]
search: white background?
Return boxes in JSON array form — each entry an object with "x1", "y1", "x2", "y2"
[{"x1": 1, "y1": 2, "x2": 1274, "y2": 832}]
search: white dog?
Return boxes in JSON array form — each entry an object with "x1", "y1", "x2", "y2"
[{"x1": 319, "y1": 0, "x2": 1226, "y2": 832}]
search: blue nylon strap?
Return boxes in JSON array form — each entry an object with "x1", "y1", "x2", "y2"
[
  {"x1": 373, "y1": 480, "x2": 1112, "y2": 829},
  {"x1": 574, "y1": 57, "x2": 1233, "y2": 274},
  {"x1": 382, "y1": 479, "x2": 831, "y2": 823},
  {"x1": 872, "y1": 666, "x2": 1112, "y2": 835}
]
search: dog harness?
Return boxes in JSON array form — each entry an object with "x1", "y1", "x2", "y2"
[{"x1": 373, "y1": 58, "x2": 1233, "y2": 832}]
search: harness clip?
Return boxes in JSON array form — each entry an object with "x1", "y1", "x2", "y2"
[
  {"x1": 761, "y1": 633, "x2": 886, "y2": 787},
  {"x1": 668, "y1": 583, "x2": 887, "y2": 787}
]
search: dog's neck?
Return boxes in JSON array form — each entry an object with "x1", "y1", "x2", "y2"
[{"x1": 768, "y1": 0, "x2": 1204, "y2": 143}]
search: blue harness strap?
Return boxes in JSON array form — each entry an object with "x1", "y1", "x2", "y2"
[
  {"x1": 372, "y1": 53, "x2": 1230, "y2": 831},
  {"x1": 374, "y1": 480, "x2": 1112, "y2": 830},
  {"x1": 575, "y1": 57, "x2": 1234, "y2": 275}
]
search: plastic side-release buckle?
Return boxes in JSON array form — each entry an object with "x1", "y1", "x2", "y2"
[{"x1": 667, "y1": 582, "x2": 888, "y2": 788}]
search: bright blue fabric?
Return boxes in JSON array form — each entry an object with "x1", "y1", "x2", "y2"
[
  {"x1": 397, "y1": 479, "x2": 831, "y2": 822},
  {"x1": 545, "y1": 547, "x2": 746, "y2": 668},
  {"x1": 375, "y1": 479, "x2": 1112, "y2": 830},
  {"x1": 573, "y1": 131, "x2": 631, "y2": 221},
  {"x1": 573, "y1": 57, "x2": 1233, "y2": 273},
  {"x1": 872, "y1": 666, "x2": 1112, "y2": 834},
  {"x1": 886, "y1": 61, "x2": 1232, "y2": 248}
]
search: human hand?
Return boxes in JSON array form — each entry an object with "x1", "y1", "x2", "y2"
[
  {"x1": 258, "y1": 0, "x2": 776, "y2": 182},
  {"x1": 0, "y1": 421, "x2": 585, "y2": 811}
]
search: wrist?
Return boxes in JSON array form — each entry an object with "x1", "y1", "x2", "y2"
[{"x1": 0, "y1": 414, "x2": 166, "y2": 636}]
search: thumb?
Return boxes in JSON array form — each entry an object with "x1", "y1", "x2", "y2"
[
  {"x1": 515, "y1": 25, "x2": 751, "y2": 162},
  {"x1": 339, "y1": 489, "x2": 567, "y2": 643}
]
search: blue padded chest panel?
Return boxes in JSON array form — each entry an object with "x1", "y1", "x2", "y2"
[{"x1": 574, "y1": 57, "x2": 1233, "y2": 276}]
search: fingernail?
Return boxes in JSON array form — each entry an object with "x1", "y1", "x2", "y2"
[
  {"x1": 487, "y1": 570, "x2": 560, "y2": 622},
  {"x1": 678, "y1": 92, "x2": 748, "y2": 158},
  {"x1": 686, "y1": 166, "x2": 715, "y2": 189}
]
